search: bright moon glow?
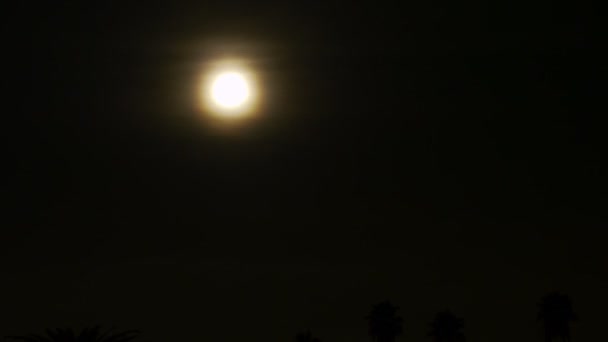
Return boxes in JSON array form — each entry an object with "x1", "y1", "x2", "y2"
[
  {"x1": 199, "y1": 60, "x2": 259, "y2": 121},
  {"x1": 210, "y1": 72, "x2": 251, "y2": 112}
]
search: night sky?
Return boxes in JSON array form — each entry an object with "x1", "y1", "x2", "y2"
[{"x1": 4, "y1": 2, "x2": 606, "y2": 342}]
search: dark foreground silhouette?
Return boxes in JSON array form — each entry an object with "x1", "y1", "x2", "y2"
[
  {"x1": 538, "y1": 293, "x2": 577, "y2": 342},
  {"x1": 367, "y1": 301, "x2": 403, "y2": 342},
  {"x1": 295, "y1": 330, "x2": 321, "y2": 342},
  {"x1": 7, "y1": 293, "x2": 577, "y2": 342},
  {"x1": 7, "y1": 327, "x2": 139, "y2": 342},
  {"x1": 428, "y1": 311, "x2": 465, "y2": 342}
]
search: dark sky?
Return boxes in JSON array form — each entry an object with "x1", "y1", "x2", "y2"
[{"x1": 4, "y1": 2, "x2": 606, "y2": 342}]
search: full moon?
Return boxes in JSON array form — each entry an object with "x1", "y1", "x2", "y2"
[
  {"x1": 199, "y1": 59, "x2": 260, "y2": 121},
  {"x1": 201, "y1": 63, "x2": 259, "y2": 120},
  {"x1": 211, "y1": 72, "x2": 250, "y2": 109}
]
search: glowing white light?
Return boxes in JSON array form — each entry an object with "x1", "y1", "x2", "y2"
[
  {"x1": 198, "y1": 59, "x2": 260, "y2": 123},
  {"x1": 211, "y1": 72, "x2": 251, "y2": 110}
]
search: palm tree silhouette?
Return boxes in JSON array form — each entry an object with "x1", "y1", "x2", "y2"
[
  {"x1": 428, "y1": 311, "x2": 465, "y2": 342},
  {"x1": 366, "y1": 301, "x2": 403, "y2": 342},
  {"x1": 295, "y1": 331, "x2": 320, "y2": 342},
  {"x1": 538, "y1": 293, "x2": 577, "y2": 342},
  {"x1": 7, "y1": 327, "x2": 139, "y2": 342}
]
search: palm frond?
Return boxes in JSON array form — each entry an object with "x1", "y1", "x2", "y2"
[
  {"x1": 6, "y1": 334, "x2": 53, "y2": 342},
  {"x1": 7, "y1": 327, "x2": 140, "y2": 342}
]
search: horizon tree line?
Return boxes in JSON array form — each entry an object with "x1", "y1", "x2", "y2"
[
  {"x1": 5, "y1": 293, "x2": 577, "y2": 342},
  {"x1": 300, "y1": 292, "x2": 576, "y2": 342}
]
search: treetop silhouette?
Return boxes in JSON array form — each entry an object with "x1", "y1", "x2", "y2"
[
  {"x1": 295, "y1": 330, "x2": 321, "y2": 342},
  {"x1": 428, "y1": 311, "x2": 465, "y2": 342},
  {"x1": 366, "y1": 301, "x2": 403, "y2": 342},
  {"x1": 538, "y1": 293, "x2": 577, "y2": 342}
]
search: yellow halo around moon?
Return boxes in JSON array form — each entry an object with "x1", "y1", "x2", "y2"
[{"x1": 200, "y1": 62, "x2": 259, "y2": 120}]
